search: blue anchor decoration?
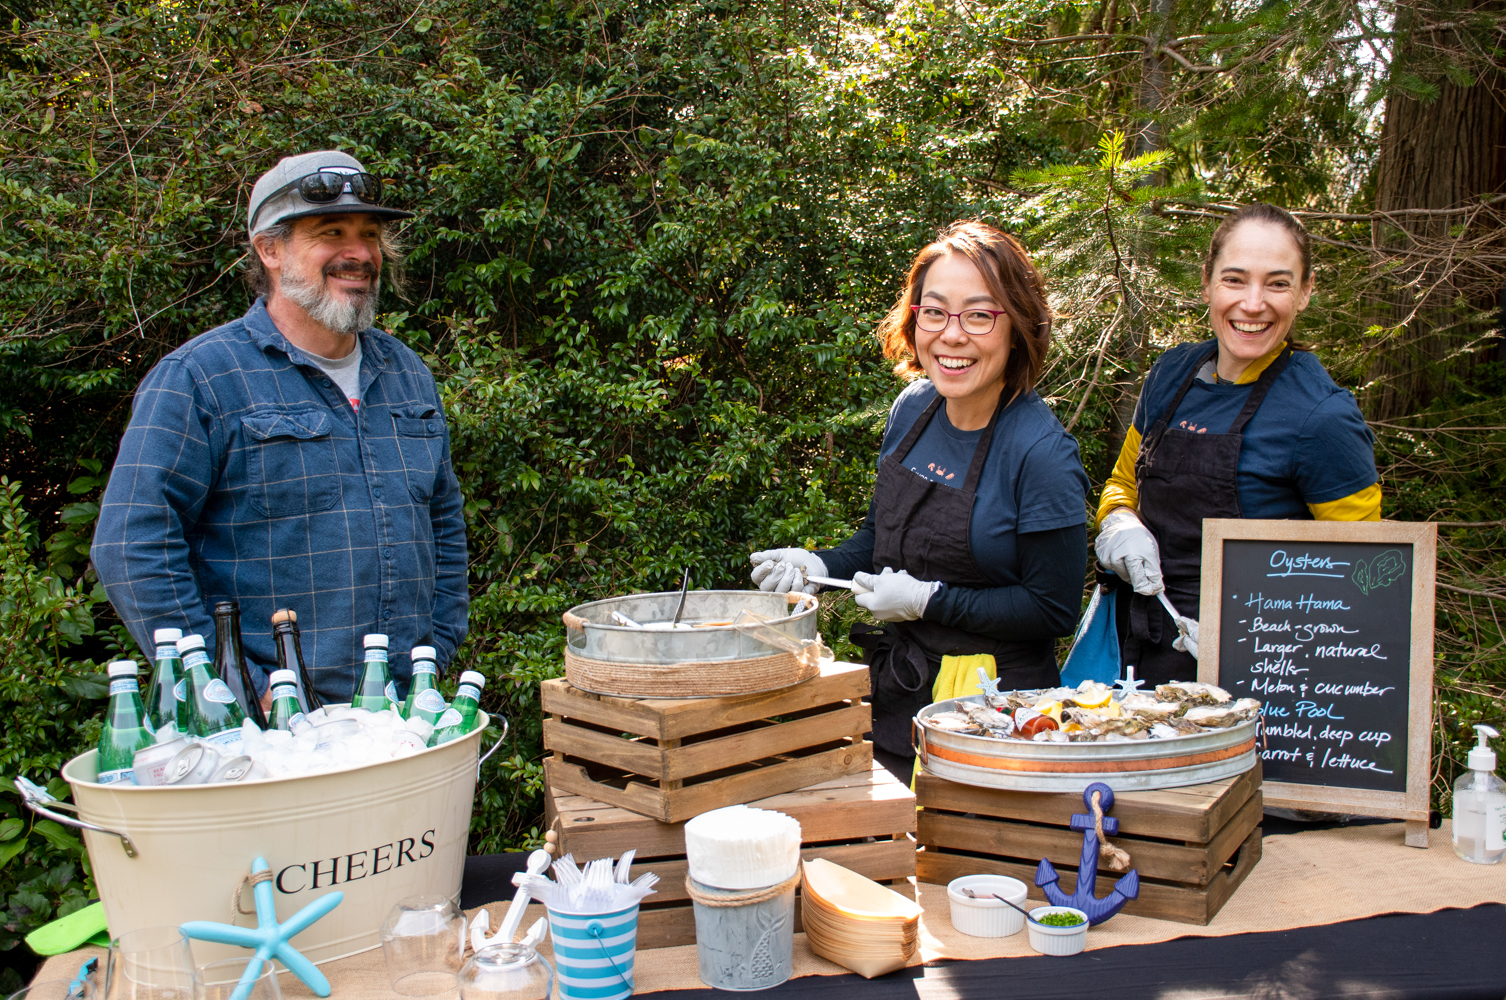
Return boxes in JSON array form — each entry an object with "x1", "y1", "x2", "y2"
[
  {"x1": 181, "y1": 857, "x2": 344, "y2": 1000},
  {"x1": 1035, "y1": 782, "x2": 1139, "y2": 925}
]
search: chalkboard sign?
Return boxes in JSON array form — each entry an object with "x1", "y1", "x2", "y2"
[{"x1": 1198, "y1": 519, "x2": 1436, "y2": 846}]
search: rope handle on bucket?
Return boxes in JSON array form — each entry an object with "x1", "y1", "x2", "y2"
[
  {"x1": 232, "y1": 869, "x2": 275, "y2": 919},
  {"x1": 586, "y1": 922, "x2": 633, "y2": 989},
  {"x1": 682, "y1": 869, "x2": 802, "y2": 908}
]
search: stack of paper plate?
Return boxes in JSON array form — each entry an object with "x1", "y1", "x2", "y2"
[{"x1": 800, "y1": 858, "x2": 923, "y2": 978}]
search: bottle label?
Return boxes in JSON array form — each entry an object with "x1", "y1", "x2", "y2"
[
  {"x1": 183, "y1": 649, "x2": 210, "y2": 669},
  {"x1": 385, "y1": 681, "x2": 399, "y2": 705},
  {"x1": 456, "y1": 684, "x2": 480, "y2": 702},
  {"x1": 413, "y1": 661, "x2": 438, "y2": 676},
  {"x1": 204, "y1": 728, "x2": 244, "y2": 753},
  {"x1": 155, "y1": 646, "x2": 179, "y2": 661},
  {"x1": 271, "y1": 685, "x2": 298, "y2": 700},
  {"x1": 203, "y1": 679, "x2": 237, "y2": 705},
  {"x1": 365, "y1": 650, "x2": 388, "y2": 663},
  {"x1": 435, "y1": 708, "x2": 463, "y2": 729},
  {"x1": 109, "y1": 678, "x2": 139, "y2": 696},
  {"x1": 174, "y1": 679, "x2": 187, "y2": 700},
  {"x1": 97, "y1": 768, "x2": 136, "y2": 786},
  {"x1": 1489, "y1": 800, "x2": 1506, "y2": 851},
  {"x1": 415, "y1": 689, "x2": 447, "y2": 713}
]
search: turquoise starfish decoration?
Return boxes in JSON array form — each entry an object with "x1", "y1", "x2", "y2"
[{"x1": 181, "y1": 857, "x2": 343, "y2": 1000}]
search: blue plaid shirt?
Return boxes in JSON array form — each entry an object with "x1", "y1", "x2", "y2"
[{"x1": 92, "y1": 299, "x2": 469, "y2": 701}]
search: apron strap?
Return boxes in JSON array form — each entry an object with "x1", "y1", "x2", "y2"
[
  {"x1": 960, "y1": 391, "x2": 1011, "y2": 492},
  {"x1": 1148, "y1": 345, "x2": 1219, "y2": 436},
  {"x1": 891, "y1": 395, "x2": 944, "y2": 462},
  {"x1": 1226, "y1": 344, "x2": 1293, "y2": 434}
]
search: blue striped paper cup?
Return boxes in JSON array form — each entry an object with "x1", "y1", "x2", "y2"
[{"x1": 545, "y1": 904, "x2": 639, "y2": 1000}]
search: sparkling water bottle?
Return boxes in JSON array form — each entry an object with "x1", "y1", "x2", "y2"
[
  {"x1": 143, "y1": 627, "x2": 188, "y2": 737},
  {"x1": 351, "y1": 633, "x2": 397, "y2": 712},
  {"x1": 97, "y1": 660, "x2": 156, "y2": 785},
  {"x1": 214, "y1": 600, "x2": 267, "y2": 729},
  {"x1": 401, "y1": 645, "x2": 447, "y2": 724},
  {"x1": 177, "y1": 633, "x2": 247, "y2": 753},
  {"x1": 271, "y1": 608, "x2": 322, "y2": 712},
  {"x1": 430, "y1": 671, "x2": 485, "y2": 746},
  {"x1": 266, "y1": 669, "x2": 307, "y2": 732}
]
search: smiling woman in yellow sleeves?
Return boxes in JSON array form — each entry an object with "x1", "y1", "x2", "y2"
[{"x1": 1094, "y1": 204, "x2": 1381, "y2": 687}]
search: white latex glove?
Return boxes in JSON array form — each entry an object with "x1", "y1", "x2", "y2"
[
  {"x1": 749, "y1": 548, "x2": 826, "y2": 595},
  {"x1": 852, "y1": 567, "x2": 941, "y2": 623},
  {"x1": 1095, "y1": 506, "x2": 1164, "y2": 596},
  {"x1": 1172, "y1": 616, "x2": 1200, "y2": 659}
]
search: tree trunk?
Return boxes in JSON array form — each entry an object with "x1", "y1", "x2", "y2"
[{"x1": 1365, "y1": 3, "x2": 1506, "y2": 420}]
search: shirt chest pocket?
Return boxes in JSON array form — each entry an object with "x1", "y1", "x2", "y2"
[
  {"x1": 241, "y1": 410, "x2": 340, "y2": 518},
  {"x1": 393, "y1": 410, "x2": 444, "y2": 503}
]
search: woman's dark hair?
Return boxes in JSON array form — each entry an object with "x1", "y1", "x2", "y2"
[
  {"x1": 1202, "y1": 202, "x2": 1312, "y2": 284},
  {"x1": 877, "y1": 220, "x2": 1052, "y2": 397}
]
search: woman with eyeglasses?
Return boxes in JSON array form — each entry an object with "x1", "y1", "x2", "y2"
[
  {"x1": 749, "y1": 220, "x2": 1090, "y2": 774},
  {"x1": 1094, "y1": 203, "x2": 1380, "y2": 687}
]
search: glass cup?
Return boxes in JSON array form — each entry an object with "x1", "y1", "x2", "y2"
[
  {"x1": 380, "y1": 895, "x2": 467, "y2": 996},
  {"x1": 191, "y1": 959, "x2": 281, "y2": 1000},
  {"x1": 458, "y1": 944, "x2": 553, "y2": 1000},
  {"x1": 7, "y1": 978, "x2": 94, "y2": 1000},
  {"x1": 104, "y1": 927, "x2": 196, "y2": 1000}
]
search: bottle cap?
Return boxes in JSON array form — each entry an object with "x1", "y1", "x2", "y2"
[
  {"x1": 1469, "y1": 724, "x2": 1500, "y2": 772},
  {"x1": 363, "y1": 634, "x2": 390, "y2": 649},
  {"x1": 154, "y1": 627, "x2": 183, "y2": 643},
  {"x1": 410, "y1": 646, "x2": 437, "y2": 663},
  {"x1": 107, "y1": 660, "x2": 139, "y2": 677},
  {"x1": 459, "y1": 670, "x2": 485, "y2": 689},
  {"x1": 177, "y1": 634, "x2": 206, "y2": 653},
  {"x1": 269, "y1": 669, "x2": 298, "y2": 686}
]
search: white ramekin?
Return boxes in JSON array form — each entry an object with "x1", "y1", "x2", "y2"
[
  {"x1": 945, "y1": 874, "x2": 1030, "y2": 938},
  {"x1": 1026, "y1": 906, "x2": 1090, "y2": 956}
]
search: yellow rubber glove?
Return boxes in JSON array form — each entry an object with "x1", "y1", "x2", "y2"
[{"x1": 915, "y1": 654, "x2": 998, "y2": 788}]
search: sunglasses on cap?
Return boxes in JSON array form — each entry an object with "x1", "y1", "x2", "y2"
[{"x1": 251, "y1": 169, "x2": 385, "y2": 229}]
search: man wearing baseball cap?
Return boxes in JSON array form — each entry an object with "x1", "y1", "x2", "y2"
[{"x1": 93, "y1": 150, "x2": 469, "y2": 705}]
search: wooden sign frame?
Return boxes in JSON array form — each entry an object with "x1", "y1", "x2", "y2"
[{"x1": 1197, "y1": 519, "x2": 1437, "y2": 847}]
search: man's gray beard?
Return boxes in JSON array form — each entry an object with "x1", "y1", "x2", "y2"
[{"x1": 279, "y1": 263, "x2": 380, "y2": 337}]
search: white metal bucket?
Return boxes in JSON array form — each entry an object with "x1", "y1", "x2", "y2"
[{"x1": 52, "y1": 714, "x2": 489, "y2": 966}]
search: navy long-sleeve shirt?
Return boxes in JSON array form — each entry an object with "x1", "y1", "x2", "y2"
[
  {"x1": 92, "y1": 299, "x2": 469, "y2": 701},
  {"x1": 819, "y1": 381, "x2": 1089, "y2": 642}
]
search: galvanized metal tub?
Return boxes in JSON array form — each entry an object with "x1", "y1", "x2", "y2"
[
  {"x1": 561, "y1": 591, "x2": 821, "y2": 699},
  {"x1": 914, "y1": 696, "x2": 1258, "y2": 792}
]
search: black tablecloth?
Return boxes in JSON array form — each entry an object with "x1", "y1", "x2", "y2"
[{"x1": 462, "y1": 851, "x2": 1506, "y2": 1000}]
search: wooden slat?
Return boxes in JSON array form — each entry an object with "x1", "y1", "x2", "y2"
[
  {"x1": 662, "y1": 704, "x2": 871, "y2": 779},
  {"x1": 549, "y1": 762, "x2": 915, "y2": 861},
  {"x1": 913, "y1": 762, "x2": 1261, "y2": 843},
  {"x1": 915, "y1": 828, "x2": 1262, "y2": 926},
  {"x1": 547, "y1": 743, "x2": 873, "y2": 823},
  {"x1": 539, "y1": 661, "x2": 869, "y2": 740},
  {"x1": 916, "y1": 791, "x2": 1261, "y2": 886}
]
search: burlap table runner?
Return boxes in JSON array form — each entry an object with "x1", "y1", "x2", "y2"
[{"x1": 40, "y1": 821, "x2": 1506, "y2": 995}]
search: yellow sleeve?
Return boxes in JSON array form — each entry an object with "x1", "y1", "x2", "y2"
[
  {"x1": 1308, "y1": 483, "x2": 1382, "y2": 521},
  {"x1": 1096, "y1": 425, "x2": 1142, "y2": 527}
]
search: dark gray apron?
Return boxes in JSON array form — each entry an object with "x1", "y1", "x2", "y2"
[
  {"x1": 1117, "y1": 344, "x2": 1292, "y2": 686},
  {"x1": 853, "y1": 392, "x2": 1060, "y2": 756}
]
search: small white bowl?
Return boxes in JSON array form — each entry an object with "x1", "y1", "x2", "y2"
[
  {"x1": 945, "y1": 874, "x2": 1030, "y2": 938},
  {"x1": 1026, "y1": 906, "x2": 1089, "y2": 956}
]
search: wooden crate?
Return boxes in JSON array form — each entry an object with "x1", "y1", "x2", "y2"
[
  {"x1": 541, "y1": 660, "x2": 873, "y2": 823},
  {"x1": 916, "y1": 763, "x2": 1264, "y2": 925},
  {"x1": 546, "y1": 761, "x2": 917, "y2": 949}
]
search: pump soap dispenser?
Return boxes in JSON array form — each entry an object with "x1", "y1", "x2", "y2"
[{"x1": 1453, "y1": 724, "x2": 1506, "y2": 864}]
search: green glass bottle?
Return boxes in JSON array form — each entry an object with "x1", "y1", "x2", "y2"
[
  {"x1": 143, "y1": 627, "x2": 189, "y2": 737},
  {"x1": 177, "y1": 633, "x2": 247, "y2": 753},
  {"x1": 97, "y1": 660, "x2": 157, "y2": 785},
  {"x1": 401, "y1": 645, "x2": 446, "y2": 724},
  {"x1": 351, "y1": 633, "x2": 397, "y2": 712},
  {"x1": 266, "y1": 669, "x2": 307, "y2": 732},
  {"x1": 430, "y1": 670, "x2": 486, "y2": 746}
]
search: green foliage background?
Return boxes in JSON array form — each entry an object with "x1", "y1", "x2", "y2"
[{"x1": 0, "y1": 0, "x2": 1502, "y2": 969}]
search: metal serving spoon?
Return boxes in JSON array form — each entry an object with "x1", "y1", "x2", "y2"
[{"x1": 958, "y1": 886, "x2": 1042, "y2": 924}]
